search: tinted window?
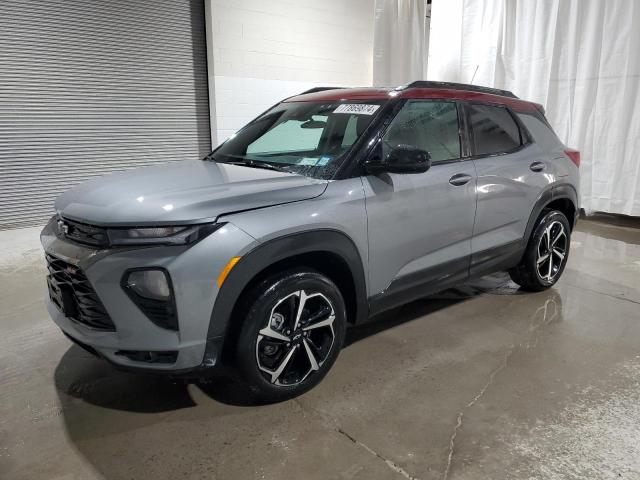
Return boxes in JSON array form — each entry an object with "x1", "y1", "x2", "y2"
[
  {"x1": 383, "y1": 101, "x2": 461, "y2": 162},
  {"x1": 517, "y1": 112, "x2": 563, "y2": 153},
  {"x1": 468, "y1": 104, "x2": 521, "y2": 155}
]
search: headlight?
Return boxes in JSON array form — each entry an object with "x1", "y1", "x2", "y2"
[
  {"x1": 122, "y1": 268, "x2": 178, "y2": 330},
  {"x1": 108, "y1": 223, "x2": 223, "y2": 246}
]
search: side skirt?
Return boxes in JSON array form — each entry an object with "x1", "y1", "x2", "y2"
[
  {"x1": 366, "y1": 240, "x2": 526, "y2": 318},
  {"x1": 368, "y1": 256, "x2": 470, "y2": 317},
  {"x1": 468, "y1": 239, "x2": 525, "y2": 280}
]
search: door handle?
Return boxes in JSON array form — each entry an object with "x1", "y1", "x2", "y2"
[
  {"x1": 530, "y1": 161, "x2": 546, "y2": 172},
  {"x1": 449, "y1": 173, "x2": 472, "y2": 186}
]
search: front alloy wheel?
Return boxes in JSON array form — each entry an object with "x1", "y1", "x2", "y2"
[
  {"x1": 235, "y1": 269, "x2": 347, "y2": 402},
  {"x1": 256, "y1": 290, "x2": 336, "y2": 386}
]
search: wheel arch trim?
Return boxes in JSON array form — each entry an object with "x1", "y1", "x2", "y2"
[
  {"x1": 524, "y1": 183, "x2": 578, "y2": 243},
  {"x1": 206, "y1": 229, "x2": 368, "y2": 359}
]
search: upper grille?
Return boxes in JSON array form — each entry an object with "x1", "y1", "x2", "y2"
[
  {"x1": 58, "y1": 218, "x2": 109, "y2": 248},
  {"x1": 46, "y1": 254, "x2": 115, "y2": 331}
]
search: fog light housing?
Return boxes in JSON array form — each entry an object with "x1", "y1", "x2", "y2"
[{"x1": 122, "y1": 268, "x2": 178, "y2": 331}]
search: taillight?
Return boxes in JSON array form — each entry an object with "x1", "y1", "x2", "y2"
[{"x1": 565, "y1": 148, "x2": 580, "y2": 168}]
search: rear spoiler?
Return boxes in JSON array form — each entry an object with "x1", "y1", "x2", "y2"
[
  {"x1": 297, "y1": 87, "x2": 345, "y2": 95},
  {"x1": 281, "y1": 86, "x2": 345, "y2": 102}
]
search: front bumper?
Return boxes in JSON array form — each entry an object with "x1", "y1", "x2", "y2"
[{"x1": 41, "y1": 218, "x2": 257, "y2": 373}]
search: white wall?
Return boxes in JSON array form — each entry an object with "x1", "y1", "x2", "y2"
[
  {"x1": 206, "y1": 0, "x2": 375, "y2": 143},
  {"x1": 427, "y1": 0, "x2": 463, "y2": 83},
  {"x1": 372, "y1": 0, "x2": 427, "y2": 87}
]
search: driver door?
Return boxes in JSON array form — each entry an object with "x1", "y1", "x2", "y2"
[{"x1": 361, "y1": 100, "x2": 477, "y2": 313}]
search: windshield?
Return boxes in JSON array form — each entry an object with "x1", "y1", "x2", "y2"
[{"x1": 207, "y1": 100, "x2": 386, "y2": 178}]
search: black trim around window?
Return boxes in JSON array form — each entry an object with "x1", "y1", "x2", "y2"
[{"x1": 457, "y1": 100, "x2": 473, "y2": 158}]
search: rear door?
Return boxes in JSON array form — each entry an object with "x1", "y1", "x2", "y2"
[
  {"x1": 465, "y1": 103, "x2": 559, "y2": 274},
  {"x1": 362, "y1": 100, "x2": 477, "y2": 310}
]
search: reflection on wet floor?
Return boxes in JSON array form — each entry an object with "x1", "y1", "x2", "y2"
[{"x1": 1, "y1": 220, "x2": 639, "y2": 480}]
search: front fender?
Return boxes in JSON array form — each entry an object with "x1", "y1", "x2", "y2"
[{"x1": 206, "y1": 229, "x2": 368, "y2": 361}]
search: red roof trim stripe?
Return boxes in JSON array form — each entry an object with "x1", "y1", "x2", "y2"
[
  {"x1": 398, "y1": 88, "x2": 540, "y2": 112},
  {"x1": 285, "y1": 87, "x2": 541, "y2": 113}
]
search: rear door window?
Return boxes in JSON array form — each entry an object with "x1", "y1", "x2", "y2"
[{"x1": 467, "y1": 104, "x2": 522, "y2": 156}]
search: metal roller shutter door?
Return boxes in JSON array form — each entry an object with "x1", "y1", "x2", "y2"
[{"x1": 0, "y1": 0, "x2": 211, "y2": 230}]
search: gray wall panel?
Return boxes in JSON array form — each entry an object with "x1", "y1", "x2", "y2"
[{"x1": 0, "y1": 0, "x2": 211, "y2": 229}]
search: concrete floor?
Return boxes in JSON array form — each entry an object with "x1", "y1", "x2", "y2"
[{"x1": 1, "y1": 218, "x2": 639, "y2": 480}]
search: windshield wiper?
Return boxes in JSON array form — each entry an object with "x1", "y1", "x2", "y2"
[
  {"x1": 206, "y1": 153, "x2": 291, "y2": 173},
  {"x1": 242, "y1": 160, "x2": 289, "y2": 172},
  {"x1": 225, "y1": 158, "x2": 290, "y2": 173}
]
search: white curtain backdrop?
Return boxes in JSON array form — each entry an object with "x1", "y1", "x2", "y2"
[
  {"x1": 373, "y1": 0, "x2": 428, "y2": 87},
  {"x1": 428, "y1": 0, "x2": 640, "y2": 216}
]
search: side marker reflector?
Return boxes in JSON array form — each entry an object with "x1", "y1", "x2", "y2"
[{"x1": 217, "y1": 256, "x2": 241, "y2": 288}]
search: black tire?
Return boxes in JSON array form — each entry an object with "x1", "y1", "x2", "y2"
[
  {"x1": 509, "y1": 210, "x2": 571, "y2": 291},
  {"x1": 234, "y1": 268, "x2": 347, "y2": 403}
]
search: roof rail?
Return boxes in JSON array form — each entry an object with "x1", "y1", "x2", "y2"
[
  {"x1": 297, "y1": 86, "x2": 345, "y2": 95},
  {"x1": 399, "y1": 81, "x2": 518, "y2": 99}
]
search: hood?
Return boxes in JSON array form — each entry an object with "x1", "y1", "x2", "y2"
[{"x1": 55, "y1": 161, "x2": 328, "y2": 226}]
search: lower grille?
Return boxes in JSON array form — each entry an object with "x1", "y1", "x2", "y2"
[
  {"x1": 115, "y1": 350, "x2": 178, "y2": 364},
  {"x1": 46, "y1": 254, "x2": 115, "y2": 331}
]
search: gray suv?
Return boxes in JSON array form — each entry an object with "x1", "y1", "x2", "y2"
[{"x1": 41, "y1": 81, "x2": 580, "y2": 401}]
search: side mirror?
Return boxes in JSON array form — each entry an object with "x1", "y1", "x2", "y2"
[{"x1": 366, "y1": 144, "x2": 432, "y2": 174}]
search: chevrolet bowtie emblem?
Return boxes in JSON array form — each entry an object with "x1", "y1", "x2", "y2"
[{"x1": 57, "y1": 220, "x2": 69, "y2": 235}]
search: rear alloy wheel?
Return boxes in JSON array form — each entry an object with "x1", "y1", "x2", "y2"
[
  {"x1": 509, "y1": 210, "x2": 571, "y2": 291},
  {"x1": 235, "y1": 269, "x2": 346, "y2": 402},
  {"x1": 535, "y1": 220, "x2": 568, "y2": 283}
]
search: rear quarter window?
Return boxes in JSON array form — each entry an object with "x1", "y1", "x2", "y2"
[
  {"x1": 467, "y1": 104, "x2": 522, "y2": 156},
  {"x1": 516, "y1": 111, "x2": 564, "y2": 153}
]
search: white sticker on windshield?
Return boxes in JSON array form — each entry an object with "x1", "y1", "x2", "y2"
[{"x1": 333, "y1": 104, "x2": 380, "y2": 115}]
